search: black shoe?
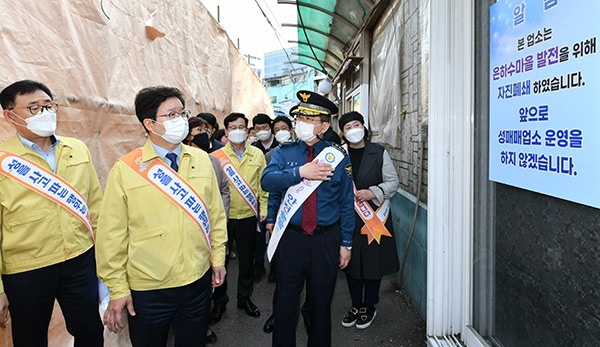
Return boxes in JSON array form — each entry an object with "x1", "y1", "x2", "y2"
[
  {"x1": 263, "y1": 314, "x2": 275, "y2": 333},
  {"x1": 209, "y1": 305, "x2": 226, "y2": 325},
  {"x1": 355, "y1": 306, "x2": 377, "y2": 329},
  {"x1": 237, "y1": 300, "x2": 261, "y2": 317},
  {"x1": 206, "y1": 329, "x2": 217, "y2": 344},
  {"x1": 341, "y1": 306, "x2": 360, "y2": 328}
]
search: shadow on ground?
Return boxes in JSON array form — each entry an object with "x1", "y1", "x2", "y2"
[{"x1": 168, "y1": 251, "x2": 426, "y2": 347}]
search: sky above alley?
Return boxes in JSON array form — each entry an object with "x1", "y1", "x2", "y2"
[{"x1": 199, "y1": 0, "x2": 298, "y2": 59}]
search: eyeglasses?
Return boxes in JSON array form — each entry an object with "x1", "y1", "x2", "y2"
[
  {"x1": 156, "y1": 109, "x2": 191, "y2": 120},
  {"x1": 253, "y1": 124, "x2": 271, "y2": 132},
  {"x1": 297, "y1": 115, "x2": 323, "y2": 124},
  {"x1": 227, "y1": 125, "x2": 247, "y2": 131},
  {"x1": 10, "y1": 102, "x2": 59, "y2": 115}
]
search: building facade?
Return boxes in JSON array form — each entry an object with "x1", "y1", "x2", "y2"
[{"x1": 289, "y1": 0, "x2": 600, "y2": 346}]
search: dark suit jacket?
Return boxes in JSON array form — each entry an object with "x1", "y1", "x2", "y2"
[
  {"x1": 207, "y1": 138, "x2": 225, "y2": 153},
  {"x1": 345, "y1": 140, "x2": 400, "y2": 280},
  {"x1": 251, "y1": 137, "x2": 279, "y2": 154}
]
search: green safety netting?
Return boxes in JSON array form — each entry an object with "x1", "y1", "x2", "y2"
[{"x1": 281, "y1": 0, "x2": 375, "y2": 77}]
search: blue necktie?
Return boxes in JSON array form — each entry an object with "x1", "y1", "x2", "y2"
[{"x1": 165, "y1": 152, "x2": 179, "y2": 172}]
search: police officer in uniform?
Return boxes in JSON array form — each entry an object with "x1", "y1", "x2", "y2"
[{"x1": 261, "y1": 90, "x2": 354, "y2": 347}]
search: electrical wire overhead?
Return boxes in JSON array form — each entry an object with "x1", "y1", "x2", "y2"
[{"x1": 253, "y1": 0, "x2": 299, "y2": 76}]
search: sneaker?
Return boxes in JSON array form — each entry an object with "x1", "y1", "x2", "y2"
[
  {"x1": 355, "y1": 306, "x2": 377, "y2": 329},
  {"x1": 341, "y1": 306, "x2": 360, "y2": 327}
]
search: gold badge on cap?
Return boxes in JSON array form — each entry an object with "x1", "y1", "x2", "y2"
[{"x1": 299, "y1": 92, "x2": 311, "y2": 102}]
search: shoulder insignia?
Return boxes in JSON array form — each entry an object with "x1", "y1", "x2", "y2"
[
  {"x1": 345, "y1": 164, "x2": 353, "y2": 178},
  {"x1": 330, "y1": 142, "x2": 348, "y2": 156}
]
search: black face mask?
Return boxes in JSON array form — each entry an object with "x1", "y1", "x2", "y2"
[{"x1": 192, "y1": 132, "x2": 210, "y2": 149}]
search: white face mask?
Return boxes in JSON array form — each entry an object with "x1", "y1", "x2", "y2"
[
  {"x1": 275, "y1": 129, "x2": 291, "y2": 143},
  {"x1": 154, "y1": 116, "x2": 189, "y2": 144},
  {"x1": 248, "y1": 136, "x2": 257, "y2": 143},
  {"x1": 345, "y1": 127, "x2": 365, "y2": 144},
  {"x1": 228, "y1": 129, "x2": 247, "y2": 144},
  {"x1": 294, "y1": 121, "x2": 317, "y2": 143},
  {"x1": 13, "y1": 109, "x2": 57, "y2": 137},
  {"x1": 256, "y1": 130, "x2": 271, "y2": 141}
]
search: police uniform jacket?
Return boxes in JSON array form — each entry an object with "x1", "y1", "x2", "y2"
[
  {"x1": 0, "y1": 135, "x2": 102, "y2": 292},
  {"x1": 261, "y1": 139, "x2": 354, "y2": 247},
  {"x1": 345, "y1": 140, "x2": 400, "y2": 280},
  {"x1": 96, "y1": 140, "x2": 228, "y2": 300}
]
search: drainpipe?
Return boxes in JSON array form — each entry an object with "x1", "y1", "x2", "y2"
[{"x1": 399, "y1": 117, "x2": 428, "y2": 286}]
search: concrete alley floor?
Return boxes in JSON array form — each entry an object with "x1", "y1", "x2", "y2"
[{"x1": 170, "y1": 254, "x2": 426, "y2": 347}]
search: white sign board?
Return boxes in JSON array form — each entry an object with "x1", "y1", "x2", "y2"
[{"x1": 489, "y1": 0, "x2": 600, "y2": 208}]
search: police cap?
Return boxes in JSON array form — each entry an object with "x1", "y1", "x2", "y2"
[{"x1": 290, "y1": 90, "x2": 338, "y2": 117}]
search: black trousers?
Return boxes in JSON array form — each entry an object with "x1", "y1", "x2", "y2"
[
  {"x1": 2, "y1": 247, "x2": 103, "y2": 347},
  {"x1": 212, "y1": 248, "x2": 230, "y2": 308},
  {"x1": 346, "y1": 275, "x2": 382, "y2": 307},
  {"x1": 254, "y1": 220, "x2": 267, "y2": 266},
  {"x1": 228, "y1": 216, "x2": 257, "y2": 303},
  {"x1": 128, "y1": 270, "x2": 212, "y2": 347},
  {"x1": 272, "y1": 225, "x2": 340, "y2": 347}
]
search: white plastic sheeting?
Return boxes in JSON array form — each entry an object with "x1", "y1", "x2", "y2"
[
  {"x1": 0, "y1": 0, "x2": 273, "y2": 184},
  {"x1": 0, "y1": 1, "x2": 272, "y2": 344},
  {"x1": 369, "y1": 5, "x2": 402, "y2": 147}
]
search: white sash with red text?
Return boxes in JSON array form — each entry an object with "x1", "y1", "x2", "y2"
[
  {"x1": 213, "y1": 148, "x2": 259, "y2": 217},
  {"x1": 120, "y1": 148, "x2": 212, "y2": 251},
  {"x1": 267, "y1": 146, "x2": 345, "y2": 261}
]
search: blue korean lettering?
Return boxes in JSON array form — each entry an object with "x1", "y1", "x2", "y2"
[
  {"x1": 49, "y1": 182, "x2": 61, "y2": 194},
  {"x1": 523, "y1": 130, "x2": 531, "y2": 145},
  {"x1": 569, "y1": 129, "x2": 583, "y2": 148},
  {"x1": 152, "y1": 168, "x2": 165, "y2": 180},
  {"x1": 531, "y1": 130, "x2": 542, "y2": 145},
  {"x1": 7, "y1": 159, "x2": 20, "y2": 171},
  {"x1": 160, "y1": 174, "x2": 173, "y2": 186},
  {"x1": 185, "y1": 196, "x2": 197, "y2": 208},
  {"x1": 556, "y1": 129, "x2": 569, "y2": 147},
  {"x1": 500, "y1": 151, "x2": 516, "y2": 166},
  {"x1": 28, "y1": 171, "x2": 42, "y2": 183},
  {"x1": 543, "y1": 0, "x2": 557, "y2": 11},
  {"x1": 178, "y1": 188, "x2": 189, "y2": 200},
  {"x1": 513, "y1": 2, "x2": 525, "y2": 26},
  {"x1": 169, "y1": 181, "x2": 182, "y2": 194},
  {"x1": 545, "y1": 129, "x2": 556, "y2": 147},
  {"x1": 58, "y1": 188, "x2": 69, "y2": 198},
  {"x1": 538, "y1": 105, "x2": 549, "y2": 121},
  {"x1": 38, "y1": 176, "x2": 51, "y2": 188},
  {"x1": 67, "y1": 193, "x2": 76, "y2": 204},
  {"x1": 522, "y1": 80, "x2": 531, "y2": 95},
  {"x1": 527, "y1": 153, "x2": 538, "y2": 169},
  {"x1": 512, "y1": 82, "x2": 521, "y2": 97},
  {"x1": 538, "y1": 155, "x2": 548, "y2": 171},
  {"x1": 16, "y1": 163, "x2": 31, "y2": 176}
]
